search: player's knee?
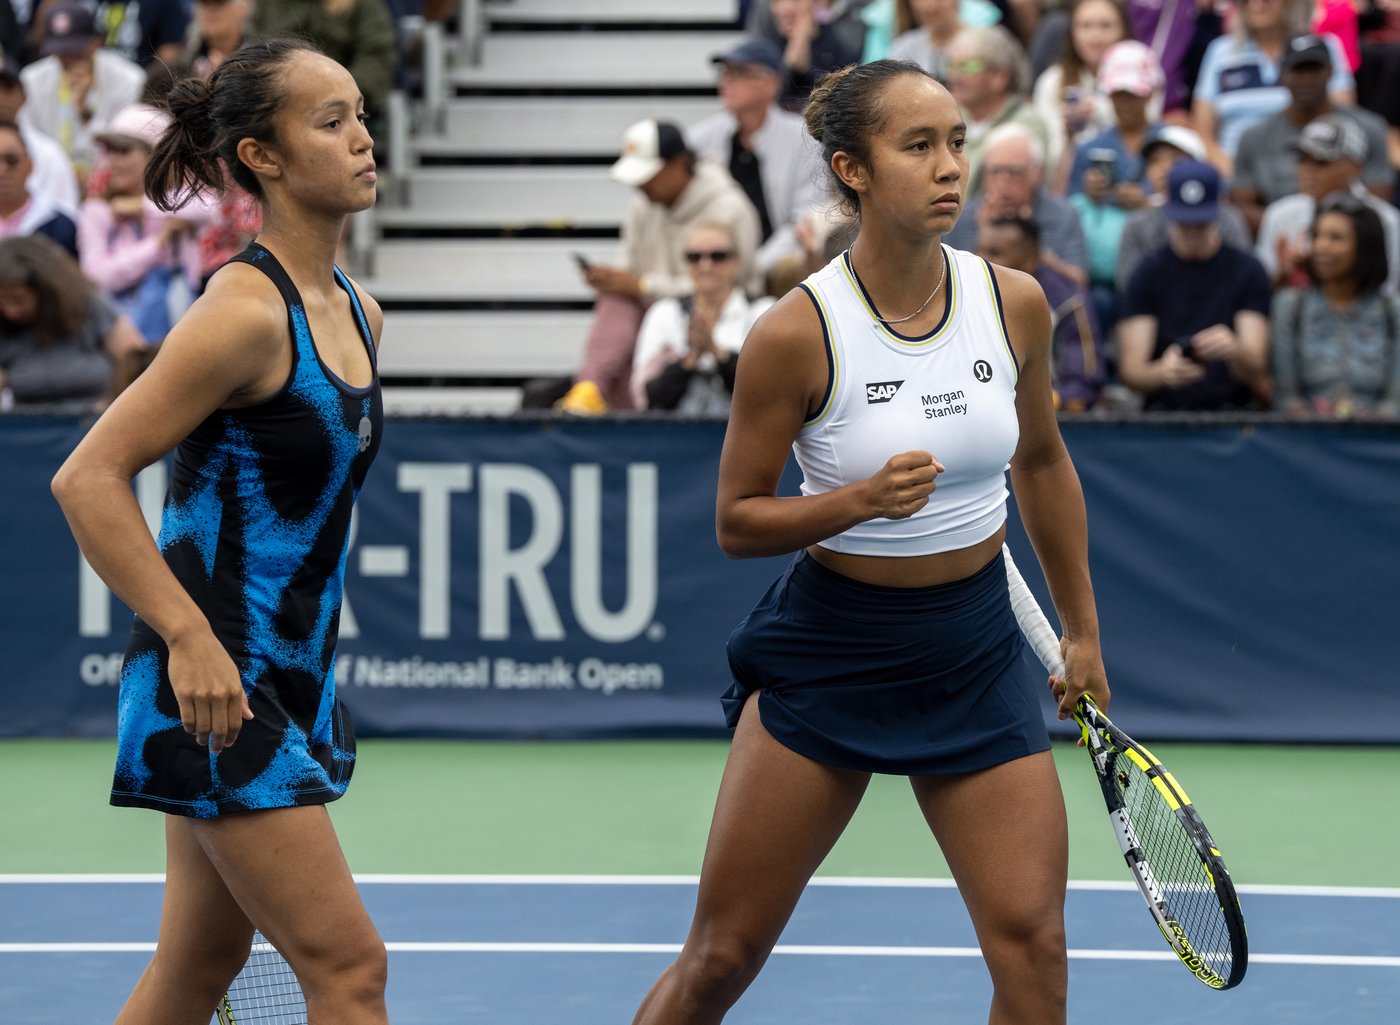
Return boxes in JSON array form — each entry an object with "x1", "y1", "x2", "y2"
[
  {"x1": 333, "y1": 934, "x2": 389, "y2": 997},
  {"x1": 679, "y1": 935, "x2": 769, "y2": 1001},
  {"x1": 987, "y1": 913, "x2": 1067, "y2": 975},
  {"x1": 294, "y1": 931, "x2": 388, "y2": 1000}
]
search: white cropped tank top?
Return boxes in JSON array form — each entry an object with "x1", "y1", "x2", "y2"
[{"x1": 795, "y1": 246, "x2": 1021, "y2": 556}]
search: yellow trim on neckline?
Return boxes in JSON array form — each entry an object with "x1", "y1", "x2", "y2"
[{"x1": 840, "y1": 245, "x2": 958, "y2": 347}]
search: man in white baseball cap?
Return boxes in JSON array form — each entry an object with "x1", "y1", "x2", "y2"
[{"x1": 542, "y1": 118, "x2": 760, "y2": 414}]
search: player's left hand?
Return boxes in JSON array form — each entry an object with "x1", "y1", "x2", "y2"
[{"x1": 1050, "y1": 636, "x2": 1109, "y2": 734}]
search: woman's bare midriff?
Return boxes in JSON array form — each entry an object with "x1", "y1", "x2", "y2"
[{"x1": 806, "y1": 525, "x2": 1007, "y2": 588}]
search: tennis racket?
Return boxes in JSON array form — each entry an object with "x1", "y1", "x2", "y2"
[
  {"x1": 1002, "y1": 545, "x2": 1248, "y2": 990},
  {"x1": 212, "y1": 930, "x2": 307, "y2": 1025}
]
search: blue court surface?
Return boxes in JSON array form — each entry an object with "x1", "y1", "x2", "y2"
[{"x1": 2, "y1": 875, "x2": 1397, "y2": 1023}]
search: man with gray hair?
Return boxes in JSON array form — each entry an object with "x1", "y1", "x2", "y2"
[
  {"x1": 945, "y1": 25, "x2": 1048, "y2": 197},
  {"x1": 945, "y1": 122, "x2": 1089, "y2": 286},
  {"x1": 686, "y1": 36, "x2": 826, "y2": 296}
]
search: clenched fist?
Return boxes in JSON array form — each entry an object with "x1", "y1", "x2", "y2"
[{"x1": 862, "y1": 450, "x2": 943, "y2": 521}]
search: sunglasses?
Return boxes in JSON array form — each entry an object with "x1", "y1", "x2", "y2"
[
  {"x1": 685, "y1": 250, "x2": 734, "y2": 264},
  {"x1": 947, "y1": 59, "x2": 989, "y2": 76}
]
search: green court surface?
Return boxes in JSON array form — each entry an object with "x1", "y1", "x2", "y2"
[{"x1": 2, "y1": 738, "x2": 1397, "y2": 886}]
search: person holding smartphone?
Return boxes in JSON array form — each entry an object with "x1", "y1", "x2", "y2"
[
  {"x1": 1065, "y1": 40, "x2": 1162, "y2": 206},
  {"x1": 1117, "y1": 160, "x2": 1273, "y2": 411}
]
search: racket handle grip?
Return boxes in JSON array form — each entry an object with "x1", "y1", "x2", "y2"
[{"x1": 1002, "y1": 544, "x2": 1066, "y2": 678}]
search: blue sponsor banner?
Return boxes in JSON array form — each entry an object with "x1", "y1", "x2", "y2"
[{"x1": 2, "y1": 415, "x2": 1398, "y2": 743}]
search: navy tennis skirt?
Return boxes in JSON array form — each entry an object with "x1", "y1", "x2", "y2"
[{"x1": 722, "y1": 548, "x2": 1051, "y2": 775}]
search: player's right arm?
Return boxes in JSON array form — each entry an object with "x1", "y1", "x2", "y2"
[
  {"x1": 715, "y1": 291, "x2": 942, "y2": 560},
  {"x1": 51, "y1": 266, "x2": 289, "y2": 753}
]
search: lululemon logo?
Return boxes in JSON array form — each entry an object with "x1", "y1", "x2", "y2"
[
  {"x1": 973, "y1": 360, "x2": 993, "y2": 383},
  {"x1": 357, "y1": 416, "x2": 373, "y2": 453}
]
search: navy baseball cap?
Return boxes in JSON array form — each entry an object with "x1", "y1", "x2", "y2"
[
  {"x1": 40, "y1": 3, "x2": 99, "y2": 57},
  {"x1": 1163, "y1": 160, "x2": 1221, "y2": 224},
  {"x1": 711, "y1": 36, "x2": 785, "y2": 75}
]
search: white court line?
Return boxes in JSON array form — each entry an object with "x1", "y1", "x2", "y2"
[
  {"x1": 2, "y1": 874, "x2": 1398, "y2": 899},
  {"x1": 0, "y1": 941, "x2": 1396, "y2": 968}
]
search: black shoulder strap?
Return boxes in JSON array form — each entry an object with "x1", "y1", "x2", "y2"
[{"x1": 225, "y1": 242, "x2": 302, "y2": 312}]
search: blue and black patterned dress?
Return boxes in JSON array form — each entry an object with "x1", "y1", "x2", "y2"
[{"x1": 111, "y1": 243, "x2": 382, "y2": 817}]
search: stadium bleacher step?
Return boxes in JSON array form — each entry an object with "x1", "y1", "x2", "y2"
[
  {"x1": 381, "y1": 385, "x2": 524, "y2": 416},
  {"x1": 422, "y1": 96, "x2": 720, "y2": 160},
  {"x1": 450, "y1": 31, "x2": 743, "y2": 91},
  {"x1": 380, "y1": 310, "x2": 594, "y2": 379},
  {"x1": 365, "y1": 239, "x2": 616, "y2": 301},
  {"x1": 378, "y1": 167, "x2": 630, "y2": 231},
  {"x1": 485, "y1": 0, "x2": 738, "y2": 25}
]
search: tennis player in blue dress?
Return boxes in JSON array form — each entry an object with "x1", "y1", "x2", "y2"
[
  {"x1": 631, "y1": 61, "x2": 1110, "y2": 1024},
  {"x1": 52, "y1": 40, "x2": 390, "y2": 1024}
]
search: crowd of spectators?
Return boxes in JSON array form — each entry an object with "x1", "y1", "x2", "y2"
[
  {"x1": 552, "y1": 0, "x2": 1400, "y2": 418},
  {"x1": 0, "y1": 0, "x2": 403, "y2": 411}
]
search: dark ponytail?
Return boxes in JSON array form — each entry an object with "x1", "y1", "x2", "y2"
[
  {"x1": 804, "y1": 59, "x2": 938, "y2": 214},
  {"x1": 145, "y1": 37, "x2": 324, "y2": 212}
]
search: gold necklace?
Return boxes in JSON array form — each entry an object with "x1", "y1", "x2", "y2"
[{"x1": 872, "y1": 251, "x2": 948, "y2": 326}]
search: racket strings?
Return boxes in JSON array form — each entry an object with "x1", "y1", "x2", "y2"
[
  {"x1": 215, "y1": 933, "x2": 308, "y2": 1025},
  {"x1": 1111, "y1": 752, "x2": 1235, "y2": 979}
]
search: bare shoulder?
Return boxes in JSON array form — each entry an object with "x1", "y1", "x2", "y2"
[
  {"x1": 987, "y1": 263, "x2": 1049, "y2": 326},
  {"x1": 144, "y1": 262, "x2": 293, "y2": 406},
  {"x1": 735, "y1": 284, "x2": 830, "y2": 411},
  {"x1": 742, "y1": 284, "x2": 826, "y2": 363},
  {"x1": 69, "y1": 264, "x2": 294, "y2": 472},
  {"x1": 185, "y1": 261, "x2": 292, "y2": 359}
]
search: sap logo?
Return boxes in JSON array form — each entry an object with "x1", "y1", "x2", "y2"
[{"x1": 865, "y1": 380, "x2": 904, "y2": 404}]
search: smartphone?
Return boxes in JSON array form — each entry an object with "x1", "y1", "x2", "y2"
[
  {"x1": 573, "y1": 252, "x2": 593, "y2": 272},
  {"x1": 1064, "y1": 87, "x2": 1086, "y2": 133}
]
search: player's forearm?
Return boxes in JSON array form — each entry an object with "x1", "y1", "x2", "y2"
[
  {"x1": 51, "y1": 468, "x2": 209, "y2": 645},
  {"x1": 1011, "y1": 457, "x2": 1099, "y2": 644},
  {"x1": 716, "y1": 488, "x2": 875, "y2": 560}
]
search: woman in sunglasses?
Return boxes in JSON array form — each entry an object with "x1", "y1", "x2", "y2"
[
  {"x1": 630, "y1": 221, "x2": 775, "y2": 413},
  {"x1": 630, "y1": 59, "x2": 1106, "y2": 1025},
  {"x1": 1271, "y1": 193, "x2": 1400, "y2": 418}
]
